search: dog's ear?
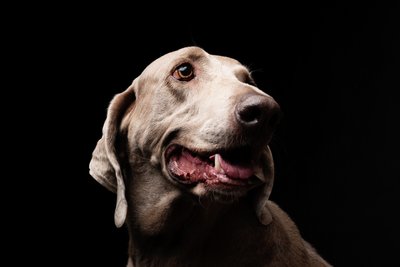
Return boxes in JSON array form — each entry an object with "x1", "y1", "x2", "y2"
[
  {"x1": 89, "y1": 84, "x2": 136, "y2": 228},
  {"x1": 253, "y1": 146, "x2": 275, "y2": 226}
]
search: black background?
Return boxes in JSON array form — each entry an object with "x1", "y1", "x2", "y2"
[{"x1": 15, "y1": 3, "x2": 399, "y2": 267}]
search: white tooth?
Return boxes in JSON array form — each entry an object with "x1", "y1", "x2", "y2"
[
  {"x1": 214, "y1": 154, "x2": 222, "y2": 172},
  {"x1": 254, "y1": 166, "x2": 265, "y2": 181}
]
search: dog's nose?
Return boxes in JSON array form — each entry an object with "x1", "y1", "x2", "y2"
[{"x1": 235, "y1": 94, "x2": 281, "y2": 131}]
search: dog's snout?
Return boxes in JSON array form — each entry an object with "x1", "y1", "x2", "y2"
[{"x1": 235, "y1": 94, "x2": 281, "y2": 131}]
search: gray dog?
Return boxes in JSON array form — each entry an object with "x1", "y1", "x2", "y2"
[{"x1": 89, "y1": 46, "x2": 331, "y2": 267}]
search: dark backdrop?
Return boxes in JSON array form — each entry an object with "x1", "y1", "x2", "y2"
[{"x1": 21, "y1": 3, "x2": 399, "y2": 267}]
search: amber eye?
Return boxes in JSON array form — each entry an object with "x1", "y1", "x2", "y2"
[{"x1": 172, "y1": 63, "x2": 194, "y2": 81}]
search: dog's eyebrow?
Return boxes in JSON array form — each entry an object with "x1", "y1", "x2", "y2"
[
  {"x1": 186, "y1": 52, "x2": 204, "y2": 62},
  {"x1": 177, "y1": 47, "x2": 208, "y2": 63}
]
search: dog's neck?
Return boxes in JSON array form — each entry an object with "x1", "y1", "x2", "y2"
[{"x1": 125, "y1": 172, "x2": 269, "y2": 266}]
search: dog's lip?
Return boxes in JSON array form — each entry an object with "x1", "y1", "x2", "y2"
[{"x1": 164, "y1": 144, "x2": 262, "y2": 188}]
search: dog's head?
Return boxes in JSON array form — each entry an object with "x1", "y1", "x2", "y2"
[{"x1": 89, "y1": 46, "x2": 281, "y2": 227}]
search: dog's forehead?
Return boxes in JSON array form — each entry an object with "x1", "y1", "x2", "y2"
[{"x1": 141, "y1": 46, "x2": 249, "y2": 76}]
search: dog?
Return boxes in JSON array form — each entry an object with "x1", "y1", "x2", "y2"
[{"x1": 89, "y1": 46, "x2": 331, "y2": 266}]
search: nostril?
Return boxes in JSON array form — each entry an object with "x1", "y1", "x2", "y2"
[{"x1": 237, "y1": 105, "x2": 262, "y2": 125}]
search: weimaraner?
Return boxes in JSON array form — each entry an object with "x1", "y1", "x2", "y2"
[{"x1": 89, "y1": 46, "x2": 332, "y2": 267}]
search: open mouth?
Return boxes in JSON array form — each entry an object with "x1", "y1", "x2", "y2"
[{"x1": 165, "y1": 145, "x2": 262, "y2": 188}]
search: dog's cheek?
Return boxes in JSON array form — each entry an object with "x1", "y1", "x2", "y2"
[{"x1": 126, "y1": 118, "x2": 164, "y2": 158}]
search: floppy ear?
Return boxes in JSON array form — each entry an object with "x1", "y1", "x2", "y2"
[
  {"x1": 254, "y1": 146, "x2": 275, "y2": 226},
  {"x1": 89, "y1": 85, "x2": 135, "y2": 228}
]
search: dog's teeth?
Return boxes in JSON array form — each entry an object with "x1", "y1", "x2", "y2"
[
  {"x1": 214, "y1": 154, "x2": 222, "y2": 172},
  {"x1": 254, "y1": 167, "x2": 265, "y2": 182}
]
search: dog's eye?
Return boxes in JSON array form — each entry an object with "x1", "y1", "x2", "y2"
[{"x1": 172, "y1": 63, "x2": 194, "y2": 81}]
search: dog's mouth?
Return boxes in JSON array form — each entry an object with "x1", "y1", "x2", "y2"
[{"x1": 165, "y1": 144, "x2": 263, "y2": 190}]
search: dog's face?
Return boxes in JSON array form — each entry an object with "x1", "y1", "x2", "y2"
[
  {"x1": 124, "y1": 47, "x2": 280, "y2": 199},
  {"x1": 90, "y1": 46, "x2": 281, "y2": 227}
]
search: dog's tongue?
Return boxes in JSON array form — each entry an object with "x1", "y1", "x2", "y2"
[{"x1": 212, "y1": 154, "x2": 254, "y2": 179}]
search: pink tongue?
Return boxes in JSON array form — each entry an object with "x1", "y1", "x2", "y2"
[{"x1": 216, "y1": 154, "x2": 254, "y2": 179}]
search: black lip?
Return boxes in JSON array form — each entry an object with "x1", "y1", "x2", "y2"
[{"x1": 167, "y1": 168, "x2": 195, "y2": 185}]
